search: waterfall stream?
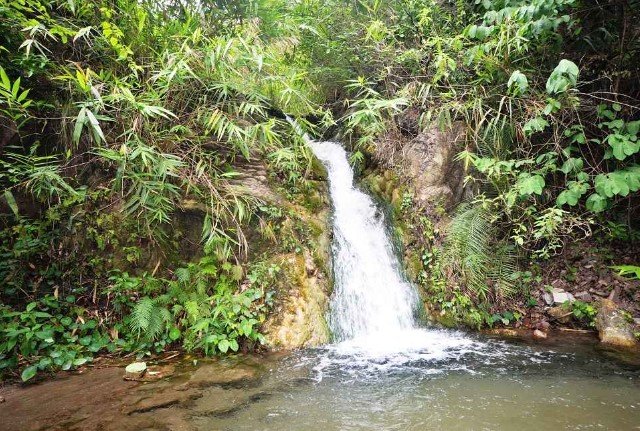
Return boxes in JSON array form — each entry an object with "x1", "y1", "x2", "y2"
[
  {"x1": 309, "y1": 141, "x2": 418, "y2": 339},
  {"x1": 308, "y1": 140, "x2": 479, "y2": 363}
]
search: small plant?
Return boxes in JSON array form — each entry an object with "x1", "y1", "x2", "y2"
[
  {"x1": 568, "y1": 300, "x2": 598, "y2": 327},
  {"x1": 610, "y1": 265, "x2": 640, "y2": 280}
]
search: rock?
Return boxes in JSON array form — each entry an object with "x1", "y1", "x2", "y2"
[
  {"x1": 371, "y1": 123, "x2": 468, "y2": 209},
  {"x1": 634, "y1": 318, "x2": 640, "y2": 326},
  {"x1": 180, "y1": 361, "x2": 260, "y2": 390},
  {"x1": 551, "y1": 288, "x2": 574, "y2": 305},
  {"x1": 0, "y1": 395, "x2": 5, "y2": 403},
  {"x1": 574, "y1": 291, "x2": 593, "y2": 302},
  {"x1": 536, "y1": 320, "x2": 550, "y2": 331},
  {"x1": 547, "y1": 306, "x2": 572, "y2": 324},
  {"x1": 263, "y1": 250, "x2": 331, "y2": 349},
  {"x1": 589, "y1": 288, "x2": 608, "y2": 297},
  {"x1": 124, "y1": 362, "x2": 147, "y2": 380},
  {"x1": 533, "y1": 329, "x2": 547, "y2": 340},
  {"x1": 542, "y1": 291, "x2": 553, "y2": 306},
  {"x1": 486, "y1": 328, "x2": 519, "y2": 337},
  {"x1": 595, "y1": 299, "x2": 638, "y2": 349},
  {"x1": 140, "y1": 364, "x2": 175, "y2": 382}
]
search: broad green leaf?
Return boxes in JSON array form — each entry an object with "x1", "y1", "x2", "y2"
[
  {"x1": 556, "y1": 181, "x2": 588, "y2": 206},
  {"x1": 627, "y1": 120, "x2": 640, "y2": 136},
  {"x1": 585, "y1": 193, "x2": 608, "y2": 212},
  {"x1": 73, "y1": 107, "x2": 87, "y2": 145},
  {"x1": 594, "y1": 172, "x2": 633, "y2": 197},
  {"x1": 507, "y1": 70, "x2": 528, "y2": 95},
  {"x1": 607, "y1": 133, "x2": 640, "y2": 161},
  {"x1": 516, "y1": 173, "x2": 545, "y2": 196},
  {"x1": 169, "y1": 327, "x2": 181, "y2": 341},
  {"x1": 218, "y1": 339, "x2": 230, "y2": 353},
  {"x1": 523, "y1": 117, "x2": 549, "y2": 136},
  {"x1": 21, "y1": 365, "x2": 38, "y2": 382},
  {"x1": 546, "y1": 59, "x2": 579, "y2": 94},
  {"x1": 0, "y1": 66, "x2": 10, "y2": 90},
  {"x1": 3, "y1": 190, "x2": 19, "y2": 217},
  {"x1": 559, "y1": 158, "x2": 583, "y2": 174},
  {"x1": 85, "y1": 109, "x2": 106, "y2": 144}
]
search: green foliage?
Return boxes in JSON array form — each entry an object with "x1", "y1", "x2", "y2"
[
  {"x1": 118, "y1": 255, "x2": 275, "y2": 356},
  {"x1": 0, "y1": 296, "x2": 115, "y2": 382},
  {"x1": 443, "y1": 204, "x2": 517, "y2": 300},
  {"x1": 610, "y1": 265, "x2": 640, "y2": 280},
  {"x1": 566, "y1": 300, "x2": 597, "y2": 327},
  {"x1": 545, "y1": 59, "x2": 579, "y2": 94}
]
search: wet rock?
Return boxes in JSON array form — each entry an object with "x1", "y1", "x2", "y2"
[
  {"x1": 180, "y1": 361, "x2": 260, "y2": 390},
  {"x1": 533, "y1": 329, "x2": 547, "y2": 340},
  {"x1": 263, "y1": 250, "x2": 331, "y2": 349},
  {"x1": 551, "y1": 288, "x2": 574, "y2": 305},
  {"x1": 547, "y1": 306, "x2": 572, "y2": 324},
  {"x1": 123, "y1": 388, "x2": 196, "y2": 415},
  {"x1": 574, "y1": 291, "x2": 593, "y2": 302},
  {"x1": 124, "y1": 362, "x2": 147, "y2": 380},
  {"x1": 140, "y1": 364, "x2": 175, "y2": 382},
  {"x1": 596, "y1": 299, "x2": 638, "y2": 349},
  {"x1": 536, "y1": 320, "x2": 550, "y2": 332},
  {"x1": 486, "y1": 328, "x2": 520, "y2": 337},
  {"x1": 370, "y1": 123, "x2": 468, "y2": 209}
]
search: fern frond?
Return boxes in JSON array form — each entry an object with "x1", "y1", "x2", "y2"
[{"x1": 444, "y1": 204, "x2": 518, "y2": 300}]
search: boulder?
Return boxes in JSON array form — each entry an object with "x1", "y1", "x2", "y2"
[
  {"x1": 371, "y1": 123, "x2": 468, "y2": 209},
  {"x1": 124, "y1": 362, "x2": 147, "y2": 380},
  {"x1": 262, "y1": 251, "x2": 331, "y2": 349},
  {"x1": 595, "y1": 299, "x2": 638, "y2": 349}
]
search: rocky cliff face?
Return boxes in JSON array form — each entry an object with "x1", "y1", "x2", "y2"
[
  {"x1": 232, "y1": 161, "x2": 333, "y2": 350},
  {"x1": 370, "y1": 122, "x2": 469, "y2": 211}
]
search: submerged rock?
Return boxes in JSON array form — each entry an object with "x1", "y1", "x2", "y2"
[{"x1": 596, "y1": 299, "x2": 638, "y2": 349}]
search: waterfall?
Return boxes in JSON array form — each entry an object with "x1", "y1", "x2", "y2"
[{"x1": 309, "y1": 141, "x2": 420, "y2": 342}]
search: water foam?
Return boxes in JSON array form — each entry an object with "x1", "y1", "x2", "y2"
[{"x1": 307, "y1": 140, "x2": 557, "y2": 378}]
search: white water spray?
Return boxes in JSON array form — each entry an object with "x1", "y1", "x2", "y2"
[
  {"x1": 309, "y1": 140, "x2": 485, "y2": 366},
  {"x1": 310, "y1": 141, "x2": 419, "y2": 340}
]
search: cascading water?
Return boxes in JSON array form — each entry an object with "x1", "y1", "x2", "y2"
[
  {"x1": 309, "y1": 141, "x2": 418, "y2": 339},
  {"x1": 308, "y1": 140, "x2": 477, "y2": 362}
]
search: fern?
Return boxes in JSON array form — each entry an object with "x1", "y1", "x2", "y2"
[
  {"x1": 444, "y1": 204, "x2": 517, "y2": 300},
  {"x1": 130, "y1": 296, "x2": 170, "y2": 340}
]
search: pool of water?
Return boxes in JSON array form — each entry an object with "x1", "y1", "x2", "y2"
[{"x1": 188, "y1": 329, "x2": 640, "y2": 431}]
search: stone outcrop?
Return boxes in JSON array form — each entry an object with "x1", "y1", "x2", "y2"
[
  {"x1": 596, "y1": 299, "x2": 638, "y2": 349},
  {"x1": 229, "y1": 161, "x2": 332, "y2": 350},
  {"x1": 371, "y1": 122, "x2": 468, "y2": 209},
  {"x1": 262, "y1": 251, "x2": 331, "y2": 349}
]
